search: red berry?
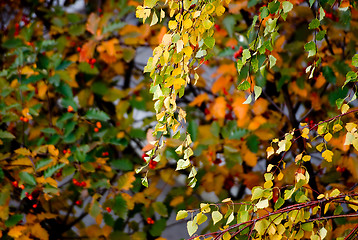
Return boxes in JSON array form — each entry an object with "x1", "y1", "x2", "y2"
[
  {"x1": 20, "y1": 116, "x2": 24, "y2": 121},
  {"x1": 234, "y1": 46, "x2": 243, "y2": 59},
  {"x1": 81, "y1": 181, "x2": 86, "y2": 187},
  {"x1": 94, "y1": 127, "x2": 99, "y2": 132},
  {"x1": 12, "y1": 181, "x2": 18, "y2": 188},
  {"x1": 77, "y1": 47, "x2": 81, "y2": 52},
  {"x1": 20, "y1": 184, "x2": 25, "y2": 189},
  {"x1": 23, "y1": 117, "x2": 29, "y2": 123},
  {"x1": 67, "y1": 105, "x2": 74, "y2": 112},
  {"x1": 75, "y1": 200, "x2": 82, "y2": 205},
  {"x1": 214, "y1": 24, "x2": 221, "y2": 31},
  {"x1": 231, "y1": 46, "x2": 235, "y2": 49},
  {"x1": 147, "y1": 217, "x2": 154, "y2": 224},
  {"x1": 149, "y1": 160, "x2": 158, "y2": 169},
  {"x1": 63, "y1": 149, "x2": 67, "y2": 154},
  {"x1": 96, "y1": 122, "x2": 102, "y2": 128},
  {"x1": 32, "y1": 204, "x2": 37, "y2": 208},
  {"x1": 106, "y1": 207, "x2": 112, "y2": 213},
  {"x1": 28, "y1": 195, "x2": 33, "y2": 200},
  {"x1": 73, "y1": 179, "x2": 78, "y2": 184},
  {"x1": 67, "y1": 149, "x2": 71, "y2": 154}
]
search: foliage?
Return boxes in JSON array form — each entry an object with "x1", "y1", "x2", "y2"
[{"x1": 1, "y1": 0, "x2": 358, "y2": 240}]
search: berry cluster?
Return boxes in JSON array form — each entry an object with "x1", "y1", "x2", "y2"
[
  {"x1": 94, "y1": 121, "x2": 102, "y2": 132},
  {"x1": 72, "y1": 179, "x2": 87, "y2": 187},
  {"x1": 146, "y1": 217, "x2": 155, "y2": 224},
  {"x1": 11, "y1": 181, "x2": 25, "y2": 189},
  {"x1": 63, "y1": 149, "x2": 71, "y2": 154},
  {"x1": 19, "y1": 116, "x2": 29, "y2": 122},
  {"x1": 234, "y1": 46, "x2": 243, "y2": 59},
  {"x1": 87, "y1": 58, "x2": 96, "y2": 68},
  {"x1": 142, "y1": 153, "x2": 158, "y2": 169},
  {"x1": 102, "y1": 152, "x2": 109, "y2": 157}
]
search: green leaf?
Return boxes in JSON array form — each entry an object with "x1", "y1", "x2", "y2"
[
  {"x1": 176, "y1": 210, "x2": 188, "y2": 220},
  {"x1": 282, "y1": 1, "x2": 293, "y2": 13},
  {"x1": 309, "y1": 0, "x2": 315, "y2": 7},
  {"x1": 142, "y1": 177, "x2": 148, "y2": 187},
  {"x1": 316, "y1": 30, "x2": 326, "y2": 41},
  {"x1": 113, "y1": 194, "x2": 128, "y2": 219},
  {"x1": 322, "y1": 66, "x2": 336, "y2": 84},
  {"x1": 274, "y1": 197, "x2": 284, "y2": 210},
  {"x1": 204, "y1": 37, "x2": 215, "y2": 49},
  {"x1": 251, "y1": 187, "x2": 264, "y2": 200},
  {"x1": 153, "y1": 202, "x2": 168, "y2": 217},
  {"x1": 246, "y1": 134, "x2": 259, "y2": 153},
  {"x1": 111, "y1": 159, "x2": 133, "y2": 171},
  {"x1": 260, "y1": 7, "x2": 269, "y2": 18},
  {"x1": 237, "y1": 80, "x2": 250, "y2": 90},
  {"x1": 304, "y1": 41, "x2": 316, "y2": 58},
  {"x1": 336, "y1": 98, "x2": 344, "y2": 109},
  {"x1": 44, "y1": 163, "x2": 65, "y2": 178},
  {"x1": 19, "y1": 172, "x2": 36, "y2": 186},
  {"x1": 302, "y1": 222, "x2": 313, "y2": 231},
  {"x1": 0, "y1": 130, "x2": 15, "y2": 139},
  {"x1": 85, "y1": 109, "x2": 110, "y2": 121},
  {"x1": 187, "y1": 120, "x2": 198, "y2": 142},
  {"x1": 309, "y1": 18, "x2": 320, "y2": 29},
  {"x1": 212, "y1": 211, "x2": 223, "y2": 225},
  {"x1": 223, "y1": 16, "x2": 236, "y2": 37},
  {"x1": 269, "y1": 55, "x2": 276, "y2": 68},
  {"x1": 319, "y1": 7, "x2": 325, "y2": 21},
  {"x1": 144, "y1": 0, "x2": 158, "y2": 8},
  {"x1": 268, "y1": 1, "x2": 280, "y2": 13},
  {"x1": 35, "y1": 158, "x2": 52, "y2": 171},
  {"x1": 352, "y1": 54, "x2": 358, "y2": 67},
  {"x1": 149, "y1": 218, "x2": 167, "y2": 237},
  {"x1": 5, "y1": 214, "x2": 23, "y2": 227}
]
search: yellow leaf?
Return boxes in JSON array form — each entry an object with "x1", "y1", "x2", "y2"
[
  {"x1": 48, "y1": 145, "x2": 59, "y2": 157},
  {"x1": 264, "y1": 180, "x2": 273, "y2": 189},
  {"x1": 15, "y1": 148, "x2": 32, "y2": 156},
  {"x1": 346, "y1": 122, "x2": 357, "y2": 132},
  {"x1": 301, "y1": 128, "x2": 309, "y2": 139},
  {"x1": 316, "y1": 143, "x2": 324, "y2": 152},
  {"x1": 12, "y1": 158, "x2": 33, "y2": 167},
  {"x1": 31, "y1": 223, "x2": 49, "y2": 240},
  {"x1": 324, "y1": 133, "x2": 332, "y2": 142},
  {"x1": 170, "y1": 195, "x2": 184, "y2": 207},
  {"x1": 267, "y1": 146, "x2": 274, "y2": 158},
  {"x1": 322, "y1": 149, "x2": 333, "y2": 162},
  {"x1": 118, "y1": 171, "x2": 136, "y2": 190},
  {"x1": 302, "y1": 155, "x2": 311, "y2": 162},
  {"x1": 277, "y1": 172, "x2": 284, "y2": 181},
  {"x1": 8, "y1": 226, "x2": 26, "y2": 238},
  {"x1": 162, "y1": 34, "x2": 172, "y2": 46},
  {"x1": 183, "y1": 46, "x2": 193, "y2": 57},
  {"x1": 45, "y1": 177, "x2": 58, "y2": 188},
  {"x1": 243, "y1": 148, "x2": 258, "y2": 167},
  {"x1": 317, "y1": 194, "x2": 325, "y2": 199},
  {"x1": 341, "y1": 103, "x2": 349, "y2": 114},
  {"x1": 183, "y1": 18, "x2": 193, "y2": 29},
  {"x1": 333, "y1": 124, "x2": 343, "y2": 132}
]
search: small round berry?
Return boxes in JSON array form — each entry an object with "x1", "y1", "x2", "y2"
[
  {"x1": 63, "y1": 149, "x2": 67, "y2": 154},
  {"x1": 28, "y1": 195, "x2": 33, "y2": 200},
  {"x1": 94, "y1": 128, "x2": 99, "y2": 132},
  {"x1": 12, "y1": 181, "x2": 18, "y2": 188},
  {"x1": 106, "y1": 207, "x2": 112, "y2": 213},
  {"x1": 77, "y1": 47, "x2": 81, "y2": 52},
  {"x1": 96, "y1": 122, "x2": 102, "y2": 128},
  {"x1": 75, "y1": 200, "x2": 82, "y2": 205},
  {"x1": 67, "y1": 105, "x2": 74, "y2": 112},
  {"x1": 20, "y1": 184, "x2": 25, "y2": 189},
  {"x1": 32, "y1": 204, "x2": 37, "y2": 208}
]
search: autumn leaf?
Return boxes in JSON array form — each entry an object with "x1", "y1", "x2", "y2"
[{"x1": 211, "y1": 96, "x2": 227, "y2": 119}]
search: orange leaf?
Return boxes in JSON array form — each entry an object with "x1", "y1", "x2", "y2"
[
  {"x1": 211, "y1": 96, "x2": 226, "y2": 119},
  {"x1": 189, "y1": 93, "x2": 209, "y2": 107},
  {"x1": 86, "y1": 13, "x2": 100, "y2": 35},
  {"x1": 211, "y1": 75, "x2": 232, "y2": 94},
  {"x1": 31, "y1": 223, "x2": 49, "y2": 240},
  {"x1": 252, "y1": 98, "x2": 269, "y2": 115},
  {"x1": 79, "y1": 40, "x2": 97, "y2": 62},
  {"x1": 232, "y1": 97, "x2": 249, "y2": 121}
]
